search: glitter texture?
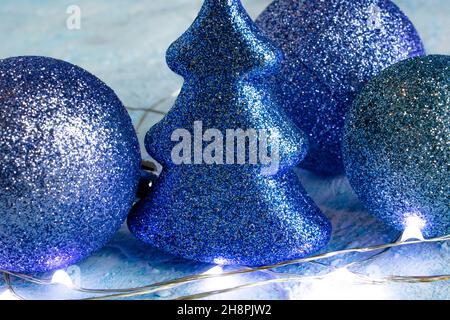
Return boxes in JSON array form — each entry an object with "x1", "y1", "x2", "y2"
[
  {"x1": 0, "y1": 56, "x2": 141, "y2": 273},
  {"x1": 343, "y1": 55, "x2": 450, "y2": 239},
  {"x1": 256, "y1": 0, "x2": 425, "y2": 175},
  {"x1": 128, "y1": 0, "x2": 331, "y2": 267}
]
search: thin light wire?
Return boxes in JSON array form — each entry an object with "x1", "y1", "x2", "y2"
[
  {"x1": 2, "y1": 93, "x2": 449, "y2": 299},
  {"x1": 126, "y1": 89, "x2": 178, "y2": 114},
  {"x1": 3, "y1": 273, "x2": 24, "y2": 300},
  {"x1": 174, "y1": 273, "x2": 450, "y2": 300},
  {"x1": 95, "y1": 233, "x2": 449, "y2": 299},
  {"x1": 2, "y1": 233, "x2": 444, "y2": 300}
]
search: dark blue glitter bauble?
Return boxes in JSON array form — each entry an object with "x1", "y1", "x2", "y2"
[
  {"x1": 128, "y1": 0, "x2": 331, "y2": 267},
  {"x1": 0, "y1": 56, "x2": 141, "y2": 273},
  {"x1": 343, "y1": 55, "x2": 450, "y2": 239},
  {"x1": 257, "y1": 0, "x2": 425, "y2": 176}
]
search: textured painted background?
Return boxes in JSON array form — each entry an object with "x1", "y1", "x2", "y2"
[{"x1": 0, "y1": 0, "x2": 448, "y2": 299}]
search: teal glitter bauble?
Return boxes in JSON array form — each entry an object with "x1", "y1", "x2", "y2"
[
  {"x1": 343, "y1": 55, "x2": 450, "y2": 238},
  {"x1": 0, "y1": 56, "x2": 141, "y2": 273}
]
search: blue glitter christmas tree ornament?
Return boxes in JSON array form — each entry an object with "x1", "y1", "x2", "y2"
[
  {"x1": 128, "y1": 0, "x2": 332, "y2": 266},
  {"x1": 257, "y1": 0, "x2": 425, "y2": 176},
  {"x1": 343, "y1": 55, "x2": 450, "y2": 239},
  {"x1": 0, "y1": 56, "x2": 141, "y2": 273}
]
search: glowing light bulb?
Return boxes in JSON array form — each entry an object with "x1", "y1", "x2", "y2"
[
  {"x1": 51, "y1": 270, "x2": 74, "y2": 288},
  {"x1": 327, "y1": 267, "x2": 356, "y2": 282},
  {"x1": 201, "y1": 265, "x2": 239, "y2": 293},
  {"x1": 204, "y1": 265, "x2": 224, "y2": 276},
  {"x1": 0, "y1": 290, "x2": 19, "y2": 300},
  {"x1": 401, "y1": 215, "x2": 426, "y2": 242},
  {"x1": 291, "y1": 268, "x2": 386, "y2": 300}
]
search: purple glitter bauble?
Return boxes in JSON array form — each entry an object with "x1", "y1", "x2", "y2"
[
  {"x1": 257, "y1": 0, "x2": 425, "y2": 176},
  {"x1": 0, "y1": 56, "x2": 141, "y2": 273}
]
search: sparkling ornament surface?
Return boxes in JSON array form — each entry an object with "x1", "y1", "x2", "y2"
[
  {"x1": 0, "y1": 56, "x2": 141, "y2": 273},
  {"x1": 343, "y1": 55, "x2": 450, "y2": 238},
  {"x1": 128, "y1": 0, "x2": 331, "y2": 267},
  {"x1": 257, "y1": 0, "x2": 426, "y2": 175},
  {"x1": 0, "y1": 0, "x2": 448, "y2": 300}
]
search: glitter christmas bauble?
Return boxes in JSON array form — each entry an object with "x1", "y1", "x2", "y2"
[
  {"x1": 0, "y1": 56, "x2": 141, "y2": 273},
  {"x1": 257, "y1": 0, "x2": 425, "y2": 175},
  {"x1": 343, "y1": 55, "x2": 449, "y2": 238},
  {"x1": 128, "y1": 0, "x2": 331, "y2": 267}
]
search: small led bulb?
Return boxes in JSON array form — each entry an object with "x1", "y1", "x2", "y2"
[
  {"x1": 204, "y1": 266, "x2": 224, "y2": 275},
  {"x1": 401, "y1": 215, "x2": 426, "y2": 242},
  {"x1": 51, "y1": 270, "x2": 74, "y2": 288},
  {"x1": 0, "y1": 290, "x2": 19, "y2": 300}
]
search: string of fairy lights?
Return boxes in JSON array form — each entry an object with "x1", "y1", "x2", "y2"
[
  {"x1": 1, "y1": 92, "x2": 449, "y2": 300},
  {"x1": 1, "y1": 232, "x2": 449, "y2": 300}
]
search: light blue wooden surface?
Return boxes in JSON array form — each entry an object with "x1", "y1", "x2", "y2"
[{"x1": 0, "y1": 0, "x2": 448, "y2": 300}]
